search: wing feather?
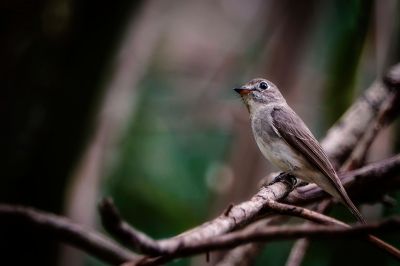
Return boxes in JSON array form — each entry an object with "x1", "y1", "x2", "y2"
[
  {"x1": 270, "y1": 107, "x2": 342, "y2": 190},
  {"x1": 271, "y1": 106, "x2": 366, "y2": 223}
]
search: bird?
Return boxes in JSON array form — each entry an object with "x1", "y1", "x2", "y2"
[{"x1": 234, "y1": 78, "x2": 366, "y2": 223}]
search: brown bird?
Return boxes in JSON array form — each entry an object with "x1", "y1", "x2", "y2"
[{"x1": 234, "y1": 78, "x2": 365, "y2": 223}]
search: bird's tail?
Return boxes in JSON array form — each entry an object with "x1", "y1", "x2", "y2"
[
  {"x1": 317, "y1": 173, "x2": 366, "y2": 224},
  {"x1": 338, "y1": 186, "x2": 366, "y2": 224}
]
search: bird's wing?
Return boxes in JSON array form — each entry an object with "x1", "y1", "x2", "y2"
[
  {"x1": 270, "y1": 106, "x2": 342, "y2": 190},
  {"x1": 271, "y1": 106, "x2": 365, "y2": 223}
]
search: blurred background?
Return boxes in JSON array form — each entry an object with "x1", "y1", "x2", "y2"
[{"x1": 1, "y1": 0, "x2": 400, "y2": 265}]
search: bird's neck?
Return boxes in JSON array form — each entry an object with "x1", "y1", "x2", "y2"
[{"x1": 248, "y1": 101, "x2": 286, "y2": 116}]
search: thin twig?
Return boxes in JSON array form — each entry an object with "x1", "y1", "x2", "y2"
[
  {"x1": 265, "y1": 201, "x2": 400, "y2": 259},
  {"x1": 0, "y1": 204, "x2": 139, "y2": 265},
  {"x1": 285, "y1": 239, "x2": 310, "y2": 266},
  {"x1": 285, "y1": 200, "x2": 332, "y2": 266},
  {"x1": 215, "y1": 216, "x2": 287, "y2": 266},
  {"x1": 184, "y1": 218, "x2": 400, "y2": 255}
]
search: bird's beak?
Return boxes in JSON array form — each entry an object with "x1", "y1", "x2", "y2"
[{"x1": 233, "y1": 87, "x2": 252, "y2": 95}]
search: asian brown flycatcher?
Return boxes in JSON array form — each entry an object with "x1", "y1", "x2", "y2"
[{"x1": 234, "y1": 78, "x2": 365, "y2": 223}]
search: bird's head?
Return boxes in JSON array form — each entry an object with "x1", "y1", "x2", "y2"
[{"x1": 234, "y1": 78, "x2": 285, "y2": 112}]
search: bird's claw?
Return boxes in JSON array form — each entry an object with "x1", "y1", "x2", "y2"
[{"x1": 268, "y1": 172, "x2": 298, "y2": 190}]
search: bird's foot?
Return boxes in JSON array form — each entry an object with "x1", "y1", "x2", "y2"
[{"x1": 268, "y1": 172, "x2": 297, "y2": 190}]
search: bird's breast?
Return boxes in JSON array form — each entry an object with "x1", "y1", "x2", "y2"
[
  {"x1": 254, "y1": 135, "x2": 298, "y2": 171},
  {"x1": 251, "y1": 111, "x2": 307, "y2": 174}
]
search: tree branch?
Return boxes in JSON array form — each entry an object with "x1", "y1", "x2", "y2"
[
  {"x1": 285, "y1": 238, "x2": 310, "y2": 266},
  {"x1": 215, "y1": 217, "x2": 286, "y2": 266},
  {"x1": 99, "y1": 174, "x2": 297, "y2": 255},
  {"x1": 287, "y1": 154, "x2": 400, "y2": 205},
  {"x1": 167, "y1": 218, "x2": 400, "y2": 254},
  {"x1": 343, "y1": 78, "x2": 400, "y2": 169},
  {"x1": 225, "y1": 155, "x2": 400, "y2": 263},
  {"x1": 322, "y1": 62, "x2": 400, "y2": 167},
  {"x1": 1, "y1": 120, "x2": 397, "y2": 266},
  {"x1": 0, "y1": 204, "x2": 139, "y2": 265},
  {"x1": 99, "y1": 155, "x2": 400, "y2": 265},
  {"x1": 285, "y1": 200, "x2": 332, "y2": 266},
  {"x1": 263, "y1": 201, "x2": 400, "y2": 259},
  {"x1": 128, "y1": 218, "x2": 400, "y2": 266}
]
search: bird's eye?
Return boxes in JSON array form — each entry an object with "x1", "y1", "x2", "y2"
[{"x1": 259, "y1": 82, "x2": 269, "y2": 90}]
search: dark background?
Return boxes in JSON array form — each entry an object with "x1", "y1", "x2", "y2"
[{"x1": 1, "y1": 1, "x2": 400, "y2": 265}]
